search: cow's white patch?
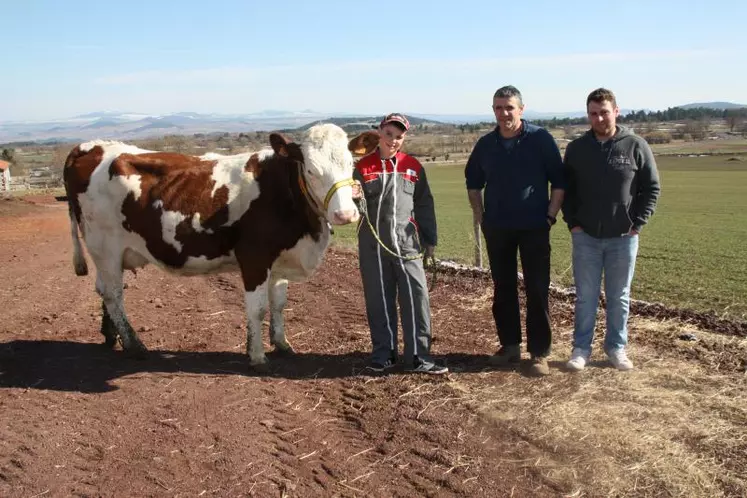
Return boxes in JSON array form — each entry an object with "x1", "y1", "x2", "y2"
[
  {"x1": 117, "y1": 175, "x2": 144, "y2": 202},
  {"x1": 300, "y1": 124, "x2": 358, "y2": 222},
  {"x1": 245, "y1": 273, "x2": 270, "y2": 366},
  {"x1": 160, "y1": 209, "x2": 187, "y2": 252},
  {"x1": 122, "y1": 248, "x2": 149, "y2": 270},
  {"x1": 268, "y1": 278, "x2": 291, "y2": 351},
  {"x1": 191, "y1": 213, "x2": 205, "y2": 233},
  {"x1": 181, "y1": 252, "x2": 239, "y2": 274},
  {"x1": 207, "y1": 149, "x2": 269, "y2": 226},
  {"x1": 271, "y1": 224, "x2": 331, "y2": 281}
]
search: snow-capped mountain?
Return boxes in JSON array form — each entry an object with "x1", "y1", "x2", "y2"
[{"x1": 0, "y1": 110, "x2": 347, "y2": 143}]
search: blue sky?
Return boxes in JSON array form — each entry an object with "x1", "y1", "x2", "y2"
[{"x1": 1, "y1": 0, "x2": 745, "y2": 122}]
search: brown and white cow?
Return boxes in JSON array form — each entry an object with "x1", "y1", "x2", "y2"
[{"x1": 63, "y1": 123, "x2": 380, "y2": 370}]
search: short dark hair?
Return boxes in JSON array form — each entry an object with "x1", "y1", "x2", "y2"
[
  {"x1": 493, "y1": 85, "x2": 523, "y2": 106},
  {"x1": 586, "y1": 88, "x2": 617, "y2": 108}
]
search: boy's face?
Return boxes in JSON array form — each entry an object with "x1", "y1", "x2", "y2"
[{"x1": 378, "y1": 123, "x2": 406, "y2": 158}]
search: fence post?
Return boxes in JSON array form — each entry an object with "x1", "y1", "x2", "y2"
[{"x1": 473, "y1": 216, "x2": 483, "y2": 268}]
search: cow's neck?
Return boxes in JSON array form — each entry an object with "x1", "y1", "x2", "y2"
[{"x1": 260, "y1": 159, "x2": 329, "y2": 280}]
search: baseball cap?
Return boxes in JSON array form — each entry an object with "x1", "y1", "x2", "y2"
[{"x1": 379, "y1": 113, "x2": 410, "y2": 132}]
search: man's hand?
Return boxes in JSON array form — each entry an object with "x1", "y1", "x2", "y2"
[
  {"x1": 424, "y1": 245, "x2": 435, "y2": 258},
  {"x1": 571, "y1": 226, "x2": 583, "y2": 233},
  {"x1": 351, "y1": 180, "x2": 363, "y2": 200},
  {"x1": 628, "y1": 228, "x2": 639, "y2": 236},
  {"x1": 467, "y1": 189, "x2": 484, "y2": 225}
]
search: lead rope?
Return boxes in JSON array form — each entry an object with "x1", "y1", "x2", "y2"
[{"x1": 354, "y1": 195, "x2": 439, "y2": 290}]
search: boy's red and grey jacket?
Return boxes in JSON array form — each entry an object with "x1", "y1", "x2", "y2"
[{"x1": 354, "y1": 149, "x2": 437, "y2": 255}]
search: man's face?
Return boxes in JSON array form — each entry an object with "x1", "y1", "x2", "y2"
[
  {"x1": 587, "y1": 100, "x2": 619, "y2": 138},
  {"x1": 493, "y1": 96, "x2": 524, "y2": 135},
  {"x1": 378, "y1": 124, "x2": 406, "y2": 158}
]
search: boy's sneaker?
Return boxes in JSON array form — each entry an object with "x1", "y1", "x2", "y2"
[
  {"x1": 566, "y1": 348, "x2": 590, "y2": 372},
  {"x1": 607, "y1": 349, "x2": 634, "y2": 371},
  {"x1": 366, "y1": 358, "x2": 396, "y2": 373},
  {"x1": 489, "y1": 345, "x2": 521, "y2": 366},
  {"x1": 408, "y1": 359, "x2": 449, "y2": 375},
  {"x1": 529, "y1": 356, "x2": 550, "y2": 376}
]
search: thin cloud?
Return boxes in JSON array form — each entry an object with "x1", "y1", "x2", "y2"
[{"x1": 94, "y1": 49, "x2": 722, "y2": 86}]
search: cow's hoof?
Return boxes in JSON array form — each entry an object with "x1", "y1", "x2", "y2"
[{"x1": 271, "y1": 341, "x2": 295, "y2": 356}]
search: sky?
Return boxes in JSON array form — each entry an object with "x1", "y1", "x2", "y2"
[{"x1": 1, "y1": 0, "x2": 746, "y2": 122}]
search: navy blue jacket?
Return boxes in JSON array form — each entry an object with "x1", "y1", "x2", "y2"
[{"x1": 465, "y1": 121, "x2": 565, "y2": 229}]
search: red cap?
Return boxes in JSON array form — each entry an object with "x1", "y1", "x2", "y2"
[{"x1": 379, "y1": 113, "x2": 410, "y2": 132}]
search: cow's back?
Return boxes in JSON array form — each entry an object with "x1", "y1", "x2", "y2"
[{"x1": 64, "y1": 141, "x2": 267, "y2": 274}]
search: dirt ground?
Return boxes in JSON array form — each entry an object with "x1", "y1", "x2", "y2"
[{"x1": 1, "y1": 195, "x2": 746, "y2": 498}]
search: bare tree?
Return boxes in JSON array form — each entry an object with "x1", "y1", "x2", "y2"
[
  {"x1": 1, "y1": 148, "x2": 15, "y2": 163},
  {"x1": 52, "y1": 145, "x2": 72, "y2": 171},
  {"x1": 682, "y1": 118, "x2": 710, "y2": 140},
  {"x1": 726, "y1": 113, "x2": 745, "y2": 133}
]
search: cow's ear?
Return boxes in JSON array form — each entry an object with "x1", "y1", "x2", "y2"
[
  {"x1": 348, "y1": 131, "x2": 379, "y2": 157},
  {"x1": 270, "y1": 133, "x2": 290, "y2": 157}
]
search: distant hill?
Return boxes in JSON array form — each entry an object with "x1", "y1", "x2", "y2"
[
  {"x1": 3, "y1": 102, "x2": 746, "y2": 144},
  {"x1": 678, "y1": 102, "x2": 746, "y2": 110}
]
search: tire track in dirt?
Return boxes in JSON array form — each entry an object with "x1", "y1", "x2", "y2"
[
  {"x1": 261, "y1": 274, "x2": 480, "y2": 496},
  {"x1": 0, "y1": 198, "x2": 561, "y2": 497}
]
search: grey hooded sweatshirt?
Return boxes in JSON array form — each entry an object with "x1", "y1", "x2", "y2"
[{"x1": 562, "y1": 126, "x2": 661, "y2": 238}]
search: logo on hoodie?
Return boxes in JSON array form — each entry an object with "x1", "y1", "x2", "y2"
[{"x1": 610, "y1": 154, "x2": 632, "y2": 169}]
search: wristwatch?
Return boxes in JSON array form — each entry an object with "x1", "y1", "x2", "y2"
[{"x1": 547, "y1": 214, "x2": 557, "y2": 225}]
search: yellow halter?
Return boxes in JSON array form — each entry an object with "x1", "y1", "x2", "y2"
[{"x1": 297, "y1": 163, "x2": 356, "y2": 218}]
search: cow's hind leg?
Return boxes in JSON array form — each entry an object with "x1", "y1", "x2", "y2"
[
  {"x1": 245, "y1": 278, "x2": 270, "y2": 372},
  {"x1": 268, "y1": 277, "x2": 294, "y2": 355},
  {"x1": 95, "y1": 264, "x2": 147, "y2": 358},
  {"x1": 100, "y1": 300, "x2": 118, "y2": 349}
]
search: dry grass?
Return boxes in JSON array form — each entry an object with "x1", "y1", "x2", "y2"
[{"x1": 449, "y1": 309, "x2": 747, "y2": 497}]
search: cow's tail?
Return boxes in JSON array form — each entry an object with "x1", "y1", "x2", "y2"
[
  {"x1": 63, "y1": 147, "x2": 89, "y2": 277},
  {"x1": 68, "y1": 203, "x2": 89, "y2": 276}
]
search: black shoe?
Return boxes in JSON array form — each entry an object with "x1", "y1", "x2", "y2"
[
  {"x1": 407, "y1": 359, "x2": 449, "y2": 375},
  {"x1": 366, "y1": 358, "x2": 396, "y2": 373}
]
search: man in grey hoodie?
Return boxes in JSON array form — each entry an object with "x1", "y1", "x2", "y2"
[{"x1": 562, "y1": 88, "x2": 661, "y2": 371}]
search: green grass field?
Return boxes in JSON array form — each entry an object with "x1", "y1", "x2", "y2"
[{"x1": 332, "y1": 155, "x2": 747, "y2": 319}]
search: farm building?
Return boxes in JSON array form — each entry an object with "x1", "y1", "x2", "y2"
[{"x1": 0, "y1": 160, "x2": 10, "y2": 191}]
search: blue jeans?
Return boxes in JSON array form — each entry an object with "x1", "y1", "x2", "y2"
[{"x1": 571, "y1": 231, "x2": 639, "y2": 355}]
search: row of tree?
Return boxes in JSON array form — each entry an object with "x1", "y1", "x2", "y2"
[
  {"x1": 450, "y1": 106, "x2": 747, "y2": 135},
  {"x1": 534, "y1": 107, "x2": 747, "y2": 130}
]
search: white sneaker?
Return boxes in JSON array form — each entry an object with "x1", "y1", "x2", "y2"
[
  {"x1": 607, "y1": 349, "x2": 634, "y2": 371},
  {"x1": 566, "y1": 348, "x2": 589, "y2": 371}
]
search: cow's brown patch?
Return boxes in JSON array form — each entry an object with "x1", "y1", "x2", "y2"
[
  {"x1": 110, "y1": 153, "x2": 237, "y2": 267},
  {"x1": 244, "y1": 153, "x2": 262, "y2": 175},
  {"x1": 63, "y1": 145, "x2": 105, "y2": 225},
  {"x1": 270, "y1": 133, "x2": 291, "y2": 157}
]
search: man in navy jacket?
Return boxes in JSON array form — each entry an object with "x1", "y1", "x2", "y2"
[{"x1": 465, "y1": 85, "x2": 565, "y2": 376}]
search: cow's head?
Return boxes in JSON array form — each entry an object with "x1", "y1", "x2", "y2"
[{"x1": 270, "y1": 124, "x2": 360, "y2": 226}]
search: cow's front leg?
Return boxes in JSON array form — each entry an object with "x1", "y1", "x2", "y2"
[
  {"x1": 269, "y1": 277, "x2": 294, "y2": 355},
  {"x1": 245, "y1": 278, "x2": 270, "y2": 371}
]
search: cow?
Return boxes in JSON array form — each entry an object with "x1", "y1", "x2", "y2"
[{"x1": 63, "y1": 124, "x2": 380, "y2": 371}]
